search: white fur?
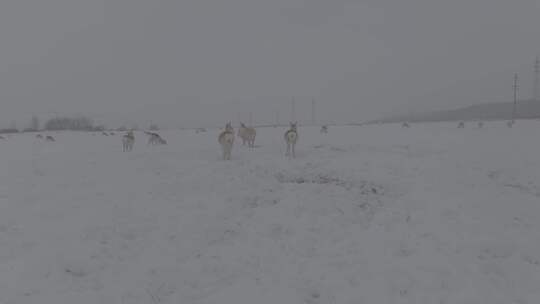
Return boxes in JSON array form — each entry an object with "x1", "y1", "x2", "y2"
[
  {"x1": 284, "y1": 122, "x2": 298, "y2": 158},
  {"x1": 218, "y1": 123, "x2": 235, "y2": 160},
  {"x1": 238, "y1": 123, "x2": 256, "y2": 148}
]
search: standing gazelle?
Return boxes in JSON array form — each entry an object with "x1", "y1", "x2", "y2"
[
  {"x1": 218, "y1": 122, "x2": 235, "y2": 160},
  {"x1": 238, "y1": 123, "x2": 256, "y2": 148},
  {"x1": 122, "y1": 130, "x2": 135, "y2": 152},
  {"x1": 284, "y1": 122, "x2": 298, "y2": 158}
]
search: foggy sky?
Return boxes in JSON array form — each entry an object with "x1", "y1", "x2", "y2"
[{"x1": 0, "y1": 0, "x2": 539, "y2": 128}]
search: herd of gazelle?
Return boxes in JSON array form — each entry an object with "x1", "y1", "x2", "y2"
[
  {"x1": 118, "y1": 118, "x2": 521, "y2": 158},
  {"x1": 216, "y1": 121, "x2": 301, "y2": 160}
]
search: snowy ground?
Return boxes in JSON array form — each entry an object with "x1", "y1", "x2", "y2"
[{"x1": 1, "y1": 121, "x2": 540, "y2": 303}]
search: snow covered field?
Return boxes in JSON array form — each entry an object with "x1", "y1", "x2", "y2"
[{"x1": 1, "y1": 121, "x2": 540, "y2": 303}]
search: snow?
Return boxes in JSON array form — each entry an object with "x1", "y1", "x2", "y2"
[{"x1": 1, "y1": 121, "x2": 540, "y2": 303}]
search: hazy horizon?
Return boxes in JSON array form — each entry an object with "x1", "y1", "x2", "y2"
[{"x1": 1, "y1": 0, "x2": 539, "y2": 128}]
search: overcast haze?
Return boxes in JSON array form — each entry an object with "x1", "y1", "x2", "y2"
[{"x1": 0, "y1": 0, "x2": 539, "y2": 128}]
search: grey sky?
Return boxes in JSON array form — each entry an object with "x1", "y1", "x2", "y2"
[{"x1": 0, "y1": 0, "x2": 539, "y2": 128}]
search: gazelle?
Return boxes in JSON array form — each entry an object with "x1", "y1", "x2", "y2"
[
  {"x1": 507, "y1": 120, "x2": 515, "y2": 128},
  {"x1": 157, "y1": 137, "x2": 167, "y2": 145},
  {"x1": 320, "y1": 125, "x2": 328, "y2": 134},
  {"x1": 284, "y1": 122, "x2": 298, "y2": 158},
  {"x1": 238, "y1": 123, "x2": 256, "y2": 148},
  {"x1": 144, "y1": 131, "x2": 166, "y2": 146},
  {"x1": 45, "y1": 135, "x2": 55, "y2": 142},
  {"x1": 457, "y1": 121, "x2": 465, "y2": 128},
  {"x1": 218, "y1": 122, "x2": 235, "y2": 160},
  {"x1": 402, "y1": 122, "x2": 410, "y2": 128},
  {"x1": 122, "y1": 131, "x2": 135, "y2": 152}
]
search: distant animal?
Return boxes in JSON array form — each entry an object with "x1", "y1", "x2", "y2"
[
  {"x1": 477, "y1": 121, "x2": 484, "y2": 128},
  {"x1": 36, "y1": 134, "x2": 43, "y2": 139},
  {"x1": 110, "y1": 132, "x2": 115, "y2": 136},
  {"x1": 507, "y1": 120, "x2": 515, "y2": 128},
  {"x1": 402, "y1": 122, "x2": 410, "y2": 128},
  {"x1": 320, "y1": 125, "x2": 328, "y2": 133},
  {"x1": 0, "y1": 135, "x2": 5, "y2": 140},
  {"x1": 284, "y1": 122, "x2": 298, "y2": 158},
  {"x1": 45, "y1": 135, "x2": 55, "y2": 142},
  {"x1": 157, "y1": 137, "x2": 167, "y2": 145},
  {"x1": 144, "y1": 131, "x2": 166, "y2": 146},
  {"x1": 457, "y1": 121, "x2": 465, "y2": 128},
  {"x1": 122, "y1": 131, "x2": 135, "y2": 152},
  {"x1": 102, "y1": 132, "x2": 109, "y2": 136},
  {"x1": 237, "y1": 123, "x2": 256, "y2": 148},
  {"x1": 218, "y1": 122, "x2": 235, "y2": 160}
]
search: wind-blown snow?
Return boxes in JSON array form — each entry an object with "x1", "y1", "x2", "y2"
[{"x1": 1, "y1": 121, "x2": 540, "y2": 303}]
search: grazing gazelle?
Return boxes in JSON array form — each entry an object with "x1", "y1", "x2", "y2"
[
  {"x1": 238, "y1": 123, "x2": 256, "y2": 148},
  {"x1": 457, "y1": 121, "x2": 465, "y2": 128},
  {"x1": 122, "y1": 131, "x2": 135, "y2": 152},
  {"x1": 402, "y1": 122, "x2": 410, "y2": 128},
  {"x1": 218, "y1": 122, "x2": 235, "y2": 160},
  {"x1": 45, "y1": 135, "x2": 55, "y2": 142},
  {"x1": 144, "y1": 131, "x2": 165, "y2": 146},
  {"x1": 320, "y1": 125, "x2": 328, "y2": 134},
  {"x1": 284, "y1": 122, "x2": 298, "y2": 158}
]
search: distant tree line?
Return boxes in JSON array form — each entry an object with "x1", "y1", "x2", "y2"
[
  {"x1": 0, "y1": 115, "x2": 145, "y2": 133},
  {"x1": 43, "y1": 116, "x2": 97, "y2": 131}
]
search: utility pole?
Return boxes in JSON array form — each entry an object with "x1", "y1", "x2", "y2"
[
  {"x1": 291, "y1": 96, "x2": 296, "y2": 122},
  {"x1": 512, "y1": 73, "x2": 519, "y2": 121},
  {"x1": 534, "y1": 56, "x2": 539, "y2": 102},
  {"x1": 311, "y1": 97, "x2": 315, "y2": 126}
]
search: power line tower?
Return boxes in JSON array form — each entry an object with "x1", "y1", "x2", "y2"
[
  {"x1": 534, "y1": 56, "x2": 539, "y2": 102},
  {"x1": 512, "y1": 73, "x2": 519, "y2": 121}
]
